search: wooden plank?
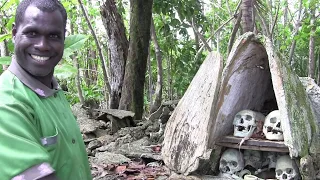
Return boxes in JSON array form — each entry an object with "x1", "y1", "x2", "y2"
[
  {"x1": 162, "y1": 52, "x2": 223, "y2": 175},
  {"x1": 264, "y1": 36, "x2": 319, "y2": 157},
  {"x1": 215, "y1": 142, "x2": 289, "y2": 152},
  {"x1": 219, "y1": 135, "x2": 287, "y2": 148}
]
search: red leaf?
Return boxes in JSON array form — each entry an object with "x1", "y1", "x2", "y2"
[{"x1": 115, "y1": 165, "x2": 127, "y2": 174}]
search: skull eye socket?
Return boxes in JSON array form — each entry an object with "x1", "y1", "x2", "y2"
[
  {"x1": 245, "y1": 115, "x2": 252, "y2": 121},
  {"x1": 276, "y1": 170, "x2": 283, "y2": 176},
  {"x1": 270, "y1": 117, "x2": 277, "y2": 123},
  {"x1": 286, "y1": 168, "x2": 293, "y2": 174},
  {"x1": 220, "y1": 160, "x2": 227, "y2": 166},
  {"x1": 231, "y1": 161, "x2": 238, "y2": 167}
]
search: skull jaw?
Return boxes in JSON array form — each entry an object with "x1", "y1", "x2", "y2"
[
  {"x1": 263, "y1": 127, "x2": 284, "y2": 140},
  {"x1": 276, "y1": 173, "x2": 297, "y2": 180},
  {"x1": 234, "y1": 126, "x2": 254, "y2": 137},
  {"x1": 220, "y1": 165, "x2": 241, "y2": 175}
]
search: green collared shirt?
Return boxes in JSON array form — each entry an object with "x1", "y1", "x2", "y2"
[{"x1": 0, "y1": 59, "x2": 92, "y2": 180}]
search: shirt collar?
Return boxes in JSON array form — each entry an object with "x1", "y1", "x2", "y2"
[{"x1": 8, "y1": 56, "x2": 60, "y2": 98}]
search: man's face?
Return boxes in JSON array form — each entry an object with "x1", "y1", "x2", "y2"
[{"x1": 12, "y1": 5, "x2": 65, "y2": 77}]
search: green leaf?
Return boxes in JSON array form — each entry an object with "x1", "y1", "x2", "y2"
[
  {"x1": 63, "y1": 34, "x2": 89, "y2": 59},
  {"x1": 6, "y1": 17, "x2": 15, "y2": 30},
  {"x1": 0, "y1": 34, "x2": 12, "y2": 42},
  {"x1": 0, "y1": 56, "x2": 12, "y2": 65},
  {"x1": 170, "y1": 18, "x2": 180, "y2": 27},
  {"x1": 64, "y1": 34, "x2": 89, "y2": 50},
  {"x1": 54, "y1": 63, "x2": 77, "y2": 79}
]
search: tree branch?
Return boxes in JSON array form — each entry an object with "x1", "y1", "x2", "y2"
[{"x1": 77, "y1": 0, "x2": 111, "y2": 95}]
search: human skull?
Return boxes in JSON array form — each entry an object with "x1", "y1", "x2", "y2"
[
  {"x1": 263, "y1": 110, "x2": 284, "y2": 140},
  {"x1": 243, "y1": 150, "x2": 262, "y2": 170},
  {"x1": 219, "y1": 148, "x2": 244, "y2": 174},
  {"x1": 261, "y1": 151, "x2": 277, "y2": 169},
  {"x1": 233, "y1": 110, "x2": 265, "y2": 137},
  {"x1": 275, "y1": 155, "x2": 300, "y2": 180}
]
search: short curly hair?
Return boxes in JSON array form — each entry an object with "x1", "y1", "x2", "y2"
[{"x1": 15, "y1": 0, "x2": 67, "y2": 28}]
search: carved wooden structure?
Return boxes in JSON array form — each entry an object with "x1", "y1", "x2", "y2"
[{"x1": 162, "y1": 33, "x2": 320, "y2": 178}]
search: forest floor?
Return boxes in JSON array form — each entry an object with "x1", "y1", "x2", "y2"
[
  {"x1": 71, "y1": 103, "x2": 183, "y2": 180},
  {"x1": 72, "y1": 103, "x2": 228, "y2": 180}
]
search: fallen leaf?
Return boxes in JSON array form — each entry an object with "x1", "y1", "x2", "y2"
[{"x1": 115, "y1": 165, "x2": 127, "y2": 174}]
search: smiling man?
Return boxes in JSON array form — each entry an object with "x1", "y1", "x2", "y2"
[{"x1": 0, "y1": 0, "x2": 92, "y2": 180}]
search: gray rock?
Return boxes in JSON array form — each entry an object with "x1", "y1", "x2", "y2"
[
  {"x1": 94, "y1": 129, "x2": 111, "y2": 138},
  {"x1": 88, "y1": 140, "x2": 102, "y2": 150},
  {"x1": 77, "y1": 117, "x2": 101, "y2": 134},
  {"x1": 114, "y1": 137, "x2": 152, "y2": 158},
  {"x1": 96, "y1": 142, "x2": 117, "y2": 152},
  {"x1": 156, "y1": 176, "x2": 169, "y2": 180},
  {"x1": 140, "y1": 152, "x2": 162, "y2": 161},
  {"x1": 97, "y1": 109, "x2": 135, "y2": 119},
  {"x1": 299, "y1": 77, "x2": 320, "y2": 125},
  {"x1": 116, "y1": 126, "x2": 146, "y2": 140},
  {"x1": 71, "y1": 103, "x2": 87, "y2": 118},
  {"x1": 97, "y1": 134, "x2": 115, "y2": 145},
  {"x1": 90, "y1": 152, "x2": 131, "y2": 165}
]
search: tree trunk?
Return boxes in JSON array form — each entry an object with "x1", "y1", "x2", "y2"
[
  {"x1": 283, "y1": 1, "x2": 288, "y2": 26},
  {"x1": 119, "y1": 0, "x2": 153, "y2": 120},
  {"x1": 168, "y1": 51, "x2": 173, "y2": 100},
  {"x1": 318, "y1": 53, "x2": 320, "y2": 85},
  {"x1": 240, "y1": 0, "x2": 254, "y2": 33},
  {"x1": 70, "y1": 16, "x2": 85, "y2": 105},
  {"x1": 0, "y1": 40, "x2": 9, "y2": 70},
  {"x1": 288, "y1": 0, "x2": 303, "y2": 67},
  {"x1": 190, "y1": 19, "x2": 212, "y2": 52},
  {"x1": 147, "y1": 51, "x2": 153, "y2": 110},
  {"x1": 78, "y1": 0, "x2": 111, "y2": 99},
  {"x1": 100, "y1": 0, "x2": 129, "y2": 109},
  {"x1": 227, "y1": 11, "x2": 242, "y2": 55},
  {"x1": 149, "y1": 18, "x2": 163, "y2": 114},
  {"x1": 308, "y1": 8, "x2": 316, "y2": 79}
]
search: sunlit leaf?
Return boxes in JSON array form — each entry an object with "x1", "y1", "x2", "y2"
[
  {"x1": 55, "y1": 63, "x2": 77, "y2": 79},
  {"x1": 0, "y1": 56, "x2": 12, "y2": 65},
  {"x1": 0, "y1": 34, "x2": 12, "y2": 42},
  {"x1": 63, "y1": 34, "x2": 89, "y2": 59}
]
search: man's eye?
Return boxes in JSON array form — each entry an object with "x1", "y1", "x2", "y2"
[
  {"x1": 27, "y1": 32, "x2": 37, "y2": 36},
  {"x1": 49, "y1": 34, "x2": 59, "y2": 39}
]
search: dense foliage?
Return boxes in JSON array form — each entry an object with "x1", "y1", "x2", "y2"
[{"x1": 0, "y1": 0, "x2": 319, "y2": 111}]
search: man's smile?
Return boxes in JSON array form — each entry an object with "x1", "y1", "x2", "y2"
[{"x1": 30, "y1": 54, "x2": 50, "y2": 62}]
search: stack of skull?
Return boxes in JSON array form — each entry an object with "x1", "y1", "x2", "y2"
[
  {"x1": 219, "y1": 149, "x2": 300, "y2": 179},
  {"x1": 218, "y1": 110, "x2": 301, "y2": 179}
]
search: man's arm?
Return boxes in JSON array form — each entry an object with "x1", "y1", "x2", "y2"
[
  {"x1": 0, "y1": 101, "x2": 55, "y2": 179},
  {"x1": 11, "y1": 163, "x2": 58, "y2": 180},
  {"x1": 39, "y1": 173, "x2": 59, "y2": 180}
]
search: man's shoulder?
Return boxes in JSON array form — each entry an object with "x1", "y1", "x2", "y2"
[
  {"x1": 0, "y1": 70, "x2": 15, "y2": 84},
  {"x1": 0, "y1": 70, "x2": 35, "y2": 103}
]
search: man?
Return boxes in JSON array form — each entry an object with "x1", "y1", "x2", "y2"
[{"x1": 0, "y1": 0, "x2": 92, "y2": 179}]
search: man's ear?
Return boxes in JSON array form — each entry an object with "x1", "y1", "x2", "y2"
[{"x1": 12, "y1": 24, "x2": 17, "y2": 43}]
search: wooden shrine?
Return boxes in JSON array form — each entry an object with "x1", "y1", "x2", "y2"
[{"x1": 161, "y1": 32, "x2": 320, "y2": 179}]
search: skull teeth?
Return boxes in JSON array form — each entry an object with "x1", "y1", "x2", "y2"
[{"x1": 266, "y1": 126, "x2": 283, "y2": 134}]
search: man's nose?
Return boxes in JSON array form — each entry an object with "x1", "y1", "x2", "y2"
[{"x1": 34, "y1": 36, "x2": 50, "y2": 51}]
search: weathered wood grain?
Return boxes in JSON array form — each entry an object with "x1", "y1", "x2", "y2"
[{"x1": 162, "y1": 52, "x2": 223, "y2": 175}]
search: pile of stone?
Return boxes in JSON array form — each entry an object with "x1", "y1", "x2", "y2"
[{"x1": 71, "y1": 100, "x2": 178, "y2": 179}]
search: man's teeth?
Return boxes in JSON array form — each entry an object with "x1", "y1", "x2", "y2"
[{"x1": 31, "y1": 55, "x2": 50, "y2": 61}]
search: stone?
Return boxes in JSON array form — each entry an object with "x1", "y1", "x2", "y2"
[
  {"x1": 77, "y1": 117, "x2": 101, "y2": 134},
  {"x1": 90, "y1": 152, "x2": 131, "y2": 165},
  {"x1": 88, "y1": 139, "x2": 102, "y2": 150}
]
